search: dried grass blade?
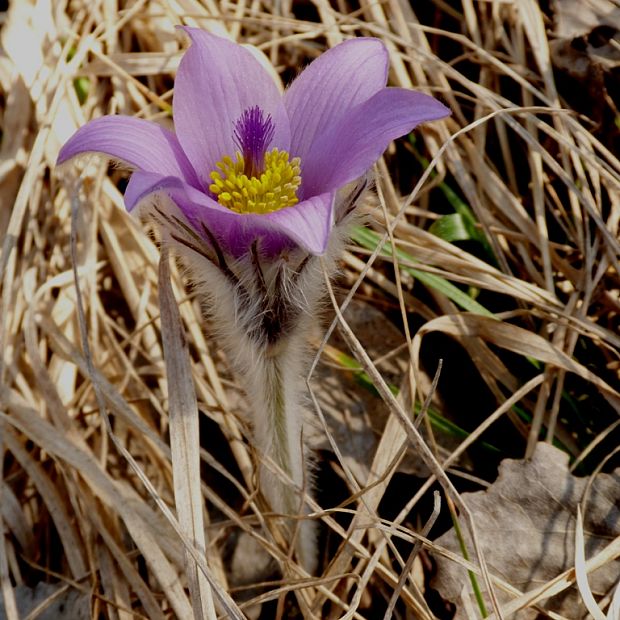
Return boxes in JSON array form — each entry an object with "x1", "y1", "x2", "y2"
[
  {"x1": 413, "y1": 314, "x2": 620, "y2": 408},
  {"x1": 321, "y1": 262, "x2": 505, "y2": 619},
  {"x1": 516, "y1": 0, "x2": 558, "y2": 100},
  {"x1": 68, "y1": 203, "x2": 241, "y2": 618},
  {"x1": 3, "y1": 426, "x2": 86, "y2": 579},
  {"x1": 0, "y1": 391, "x2": 193, "y2": 619},
  {"x1": 37, "y1": 314, "x2": 169, "y2": 454},
  {"x1": 0, "y1": 431, "x2": 19, "y2": 620},
  {"x1": 607, "y1": 580, "x2": 620, "y2": 620},
  {"x1": 0, "y1": 483, "x2": 33, "y2": 553},
  {"x1": 85, "y1": 492, "x2": 167, "y2": 620},
  {"x1": 96, "y1": 544, "x2": 134, "y2": 620},
  {"x1": 158, "y1": 247, "x2": 217, "y2": 620},
  {"x1": 575, "y1": 507, "x2": 606, "y2": 620},
  {"x1": 484, "y1": 533, "x2": 620, "y2": 618}
]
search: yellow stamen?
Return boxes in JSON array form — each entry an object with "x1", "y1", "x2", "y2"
[{"x1": 209, "y1": 148, "x2": 302, "y2": 215}]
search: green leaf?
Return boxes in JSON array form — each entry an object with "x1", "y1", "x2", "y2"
[
  {"x1": 429, "y1": 213, "x2": 472, "y2": 243},
  {"x1": 408, "y1": 136, "x2": 496, "y2": 261},
  {"x1": 73, "y1": 77, "x2": 90, "y2": 105}
]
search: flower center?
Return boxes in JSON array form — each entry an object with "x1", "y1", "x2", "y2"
[{"x1": 209, "y1": 106, "x2": 301, "y2": 215}]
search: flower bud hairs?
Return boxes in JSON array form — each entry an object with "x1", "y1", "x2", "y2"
[{"x1": 57, "y1": 28, "x2": 449, "y2": 574}]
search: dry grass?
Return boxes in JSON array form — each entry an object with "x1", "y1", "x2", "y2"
[{"x1": 1, "y1": 0, "x2": 619, "y2": 619}]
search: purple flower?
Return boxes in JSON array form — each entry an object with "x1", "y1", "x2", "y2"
[{"x1": 58, "y1": 28, "x2": 449, "y2": 256}]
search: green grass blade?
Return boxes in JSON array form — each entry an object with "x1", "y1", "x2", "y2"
[
  {"x1": 352, "y1": 226, "x2": 495, "y2": 318},
  {"x1": 331, "y1": 348, "x2": 501, "y2": 455}
]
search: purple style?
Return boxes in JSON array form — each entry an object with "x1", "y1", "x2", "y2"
[
  {"x1": 233, "y1": 106, "x2": 275, "y2": 177},
  {"x1": 57, "y1": 28, "x2": 450, "y2": 256}
]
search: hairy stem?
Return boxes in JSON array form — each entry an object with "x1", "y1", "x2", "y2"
[
  {"x1": 250, "y1": 338, "x2": 317, "y2": 574},
  {"x1": 181, "y1": 244, "x2": 322, "y2": 573}
]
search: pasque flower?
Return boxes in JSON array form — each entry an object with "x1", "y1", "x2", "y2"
[
  {"x1": 58, "y1": 28, "x2": 449, "y2": 574},
  {"x1": 58, "y1": 28, "x2": 449, "y2": 257}
]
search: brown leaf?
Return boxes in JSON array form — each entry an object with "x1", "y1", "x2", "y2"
[
  {"x1": 551, "y1": 0, "x2": 620, "y2": 83},
  {"x1": 552, "y1": 0, "x2": 620, "y2": 38},
  {"x1": 432, "y1": 442, "x2": 620, "y2": 618}
]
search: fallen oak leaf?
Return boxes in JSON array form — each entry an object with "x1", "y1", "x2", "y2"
[
  {"x1": 431, "y1": 442, "x2": 620, "y2": 619},
  {"x1": 551, "y1": 0, "x2": 620, "y2": 39}
]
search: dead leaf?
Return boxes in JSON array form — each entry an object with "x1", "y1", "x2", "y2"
[
  {"x1": 0, "y1": 583, "x2": 89, "y2": 620},
  {"x1": 552, "y1": 0, "x2": 620, "y2": 38},
  {"x1": 550, "y1": 0, "x2": 620, "y2": 130},
  {"x1": 550, "y1": 28, "x2": 620, "y2": 78},
  {"x1": 432, "y1": 442, "x2": 620, "y2": 619}
]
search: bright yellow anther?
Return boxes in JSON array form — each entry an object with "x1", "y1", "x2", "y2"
[{"x1": 209, "y1": 148, "x2": 301, "y2": 215}]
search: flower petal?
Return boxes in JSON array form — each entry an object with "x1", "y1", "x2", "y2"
[
  {"x1": 261, "y1": 193, "x2": 334, "y2": 255},
  {"x1": 284, "y1": 38, "x2": 388, "y2": 167},
  {"x1": 125, "y1": 171, "x2": 272, "y2": 256},
  {"x1": 173, "y1": 28, "x2": 290, "y2": 188},
  {"x1": 124, "y1": 171, "x2": 332, "y2": 256},
  {"x1": 300, "y1": 88, "x2": 451, "y2": 196},
  {"x1": 56, "y1": 116, "x2": 199, "y2": 185}
]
